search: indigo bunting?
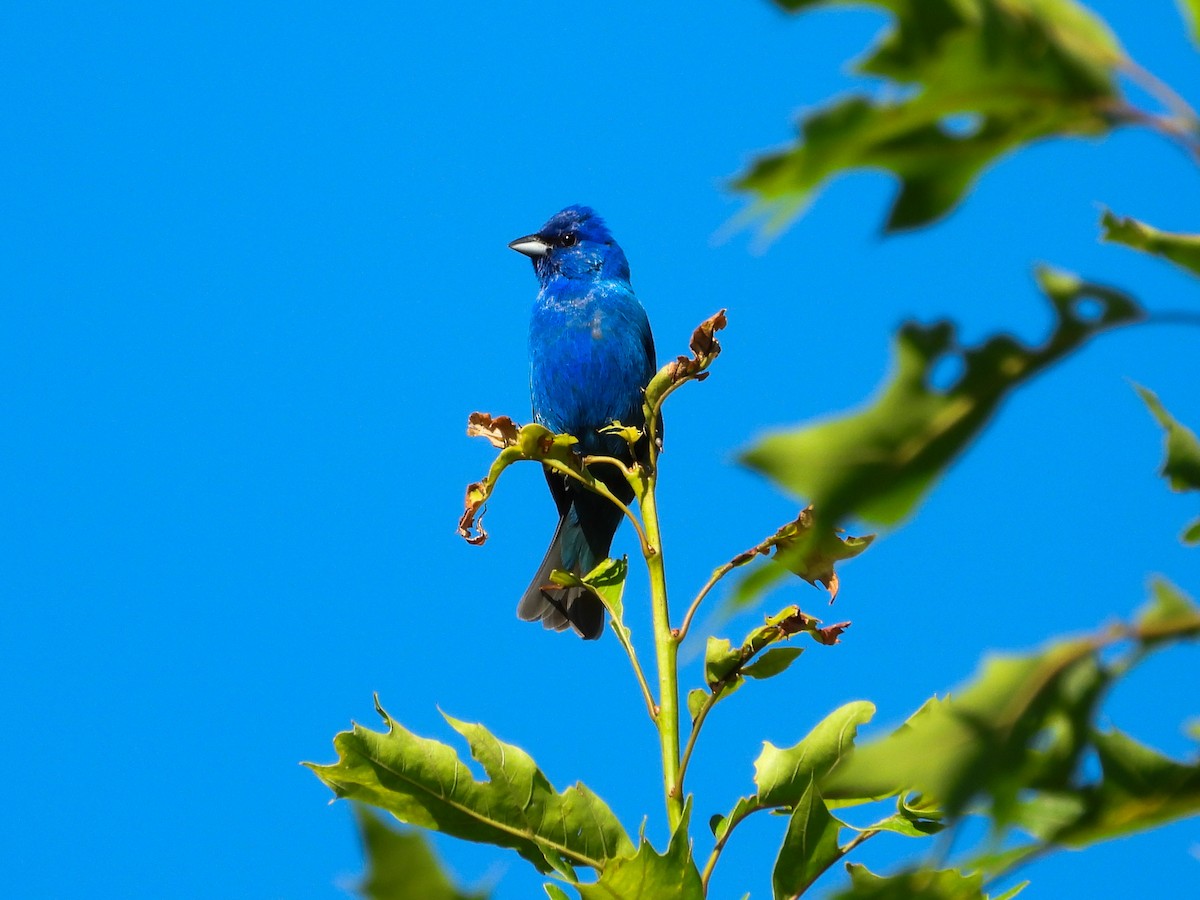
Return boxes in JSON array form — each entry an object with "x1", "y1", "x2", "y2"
[{"x1": 508, "y1": 206, "x2": 656, "y2": 639}]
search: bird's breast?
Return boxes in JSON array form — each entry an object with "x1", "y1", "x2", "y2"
[{"x1": 528, "y1": 280, "x2": 653, "y2": 452}]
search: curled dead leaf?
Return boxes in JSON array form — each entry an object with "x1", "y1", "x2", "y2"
[
  {"x1": 774, "y1": 607, "x2": 851, "y2": 646},
  {"x1": 466, "y1": 412, "x2": 521, "y2": 449},
  {"x1": 669, "y1": 309, "x2": 727, "y2": 383},
  {"x1": 457, "y1": 480, "x2": 489, "y2": 545},
  {"x1": 770, "y1": 506, "x2": 873, "y2": 602},
  {"x1": 813, "y1": 621, "x2": 851, "y2": 645}
]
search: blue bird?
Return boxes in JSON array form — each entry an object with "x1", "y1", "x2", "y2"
[{"x1": 508, "y1": 206, "x2": 657, "y2": 639}]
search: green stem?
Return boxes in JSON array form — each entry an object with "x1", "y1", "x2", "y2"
[{"x1": 640, "y1": 476, "x2": 684, "y2": 832}]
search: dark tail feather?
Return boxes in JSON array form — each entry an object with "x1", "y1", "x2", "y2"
[{"x1": 517, "y1": 517, "x2": 605, "y2": 639}]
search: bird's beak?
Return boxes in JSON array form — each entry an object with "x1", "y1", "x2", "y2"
[{"x1": 508, "y1": 234, "x2": 550, "y2": 258}]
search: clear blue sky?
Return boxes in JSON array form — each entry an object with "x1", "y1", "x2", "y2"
[{"x1": 2, "y1": 2, "x2": 1197, "y2": 898}]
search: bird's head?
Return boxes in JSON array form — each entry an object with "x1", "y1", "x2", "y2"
[{"x1": 508, "y1": 205, "x2": 631, "y2": 285}]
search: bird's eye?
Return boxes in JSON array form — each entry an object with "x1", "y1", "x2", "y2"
[{"x1": 558, "y1": 233, "x2": 577, "y2": 248}]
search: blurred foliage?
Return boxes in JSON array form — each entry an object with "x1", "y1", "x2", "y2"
[
  {"x1": 1182, "y1": 0, "x2": 1200, "y2": 45},
  {"x1": 829, "y1": 864, "x2": 1024, "y2": 900},
  {"x1": 740, "y1": 0, "x2": 1132, "y2": 231},
  {"x1": 354, "y1": 806, "x2": 487, "y2": 900},
  {"x1": 1101, "y1": 210, "x2": 1200, "y2": 277},
  {"x1": 825, "y1": 583, "x2": 1200, "y2": 851},
  {"x1": 738, "y1": 269, "x2": 1140, "y2": 590},
  {"x1": 1136, "y1": 385, "x2": 1200, "y2": 543}
]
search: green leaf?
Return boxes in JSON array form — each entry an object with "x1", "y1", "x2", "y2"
[
  {"x1": 1101, "y1": 210, "x2": 1200, "y2": 277},
  {"x1": 544, "y1": 886, "x2": 571, "y2": 900},
  {"x1": 757, "y1": 701, "x2": 877, "y2": 807},
  {"x1": 1135, "y1": 385, "x2": 1200, "y2": 492},
  {"x1": 830, "y1": 863, "x2": 988, "y2": 900},
  {"x1": 741, "y1": 269, "x2": 1140, "y2": 542},
  {"x1": 578, "y1": 557, "x2": 642, "y2": 658},
  {"x1": 711, "y1": 795, "x2": 758, "y2": 841},
  {"x1": 771, "y1": 777, "x2": 843, "y2": 899},
  {"x1": 741, "y1": 0, "x2": 1124, "y2": 231},
  {"x1": 704, "y1": 636, "x2": 744, "y2": 687},
  {"x1": 577, "y1": 801, "x2": 704, "y2": 900},
  {"x1": 687, "y1": 688, "x2": 708, "y2": 723},
  {"x1": 580, "y1": 557, "x2": 629, "y2": 614},
  {"x1": 307, "y1": 699, "x2": 634, "y2": 876},
  {"x1": 354, "y1": 806, "x2": 488, "y2": 900},
  {"x1": 742, "y1": 646, "x2": 805, "y2": 679},
  {"x1": 1135, "y1": 577, "x2": 1200, "y2": 646}
]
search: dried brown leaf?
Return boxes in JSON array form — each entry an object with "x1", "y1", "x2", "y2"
[
  {"x1": 466, "y1": 412, "x2": 521, "y2": 449},
  {"x1": 457, "y1": 480, "x2": 490, "y2": 545}
]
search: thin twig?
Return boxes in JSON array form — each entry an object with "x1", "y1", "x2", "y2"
[
  {"x1": 678, "y1": 562, "x2": 736, "y2": 643},
  {"x1": 678, "y1": 688, "x2": 721, "y2": 786},
  {"x1": 606, "y1": 611, "x2": 658, "y2": 722},
  {"x1": 581, "y1": 454, "x2": 634, "y2": 477},
  {"x1": 783, "y1": 830, "x2": 882, "y2": 899},
  {"x1": 1109, "y1": 102, "x2": 1200, "y2": 161},
  {"x1": 700, "y1": 802, "x2": 766, "y2": 891},
  {"x1": 542, "y1": 458, "x2": 652, "y2": 556}
]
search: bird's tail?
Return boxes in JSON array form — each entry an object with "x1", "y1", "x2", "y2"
[{"x1": 517, "y1": 515, "x2": 605, "y2": 639}]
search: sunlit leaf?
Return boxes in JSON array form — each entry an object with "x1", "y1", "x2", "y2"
[
  {"x1": 577, "y1": 801, "x2": 704, "y2": 900},
  {"x1": 354, "y1": 806, "x2": 488, "y2": 900},
  {"x1": 741, "y1": 269, "x2": 1140, "y2": 547},
  {"x1": 771, "y1": 777, "x2": 843, "y2": 899},
  {"x1": 1101, "y1": 210, "x2": 1200, "y2": 277},
  {"x1": 829, "y1": 863, "x2": 989, "y2": 900},
  {"x1": 543, "y1": 885, "x2": 571, "y2": 900},
  {"x1": 757, "y1": 701, "x2": 876, "y2": 807},
  {"x1": 741, "y1": 0, "x2": 1125, "y2": 231},
  {"x1": 705, "y1": 636, "x2": 744, "y2": 687},
  {"x1": 308, "y1": 699, "x2": 633, "y2": 877}
]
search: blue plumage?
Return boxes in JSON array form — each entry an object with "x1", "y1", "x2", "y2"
[{"x1": 508, "y1": 206, "x2": 656, "y2": 638}]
